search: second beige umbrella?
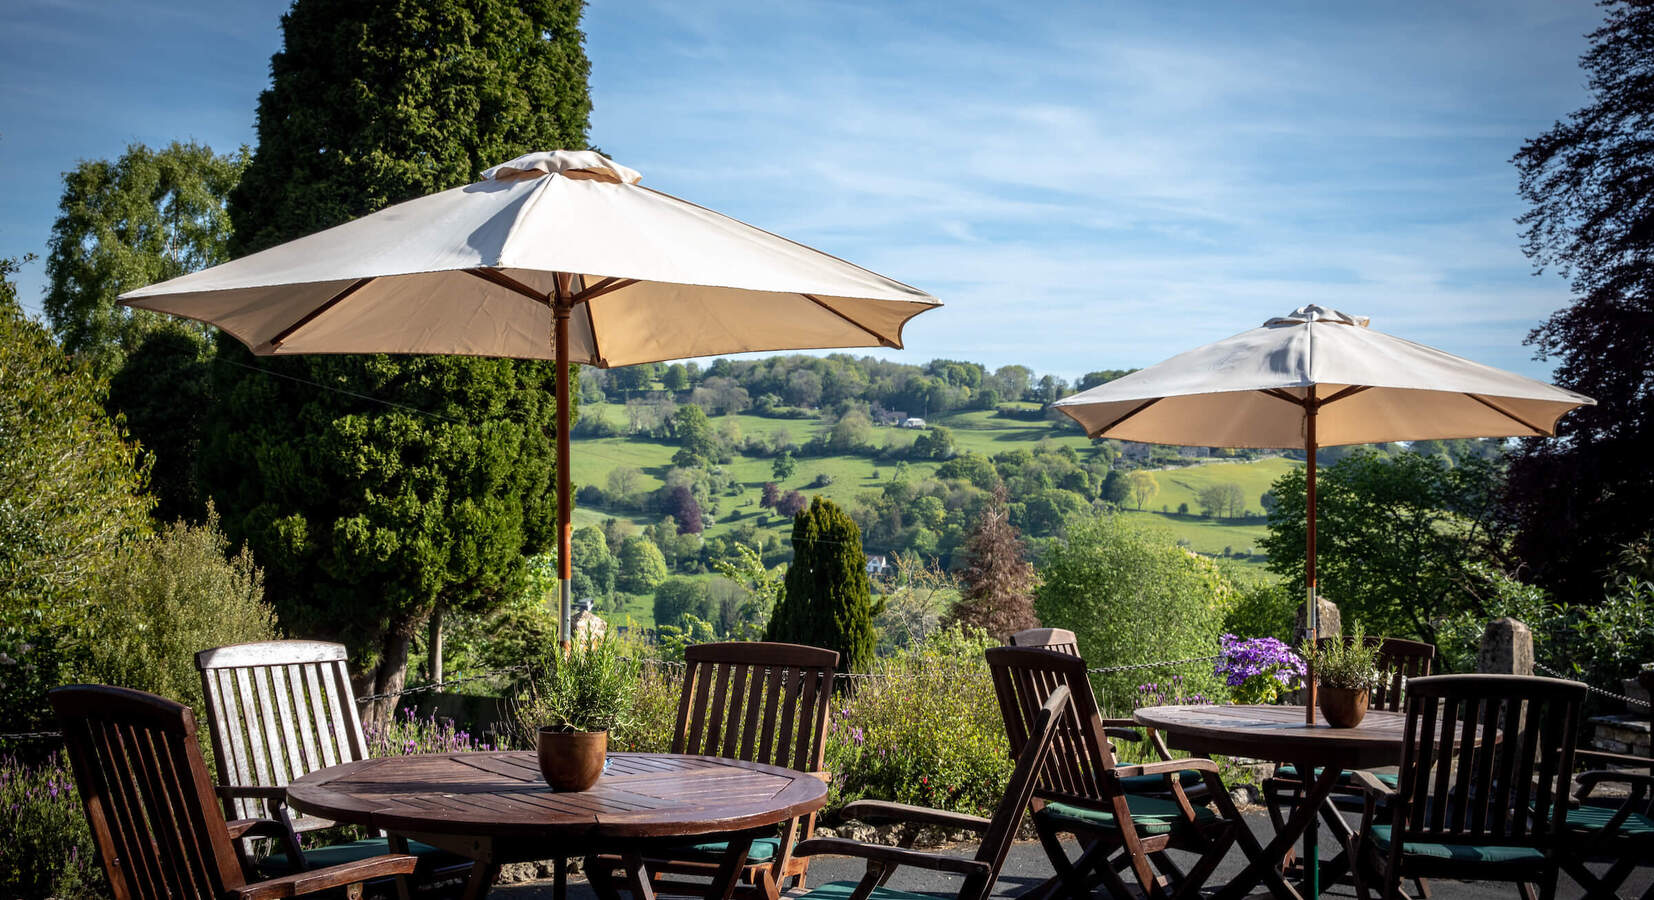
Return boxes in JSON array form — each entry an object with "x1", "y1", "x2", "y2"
[
  {"x1": 121, "y1": 150, "x2": 941, "y2": 642},
  {"x1": 1052, "y1": 304, "x2": 1592, "y2": 722}
]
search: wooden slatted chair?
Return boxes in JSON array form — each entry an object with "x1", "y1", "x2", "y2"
[
  {"x1": 49, "y1": 684, "x2": 416, "y2": 900},
  {"x1": 776, "y1": 685, "x2": 1073, "y2": 900},
  {"x1": 1560, "y1": 667, "x2": 1654, "y2": 900},
  {"x1": 987, "y1": 646, "x2": 1239, "y2": 900},
  {"x1": 1349, "y1": 674, "x2": 1585, "y2": 900},
  {"x1": 195, "y1": 640, "x2": 466, "y2": 883},
  {"x1": 1008, "y1": 628, "x2": 1199, "y2": 797},
  {"x1": 586, "y1": 642, "x2": 838, "y2": 900}
]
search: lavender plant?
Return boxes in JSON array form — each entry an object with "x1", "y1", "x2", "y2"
[
  {"x1": 0, "y1": 752, "x2": 102, "y2": 898},
  {"x1": 1216, "y1": 634, "x2": 1305, "y2": 704}
]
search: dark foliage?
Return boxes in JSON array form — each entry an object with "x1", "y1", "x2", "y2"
[{"x1": 767, "y1": 497, "x2": 876, "y2": 672}]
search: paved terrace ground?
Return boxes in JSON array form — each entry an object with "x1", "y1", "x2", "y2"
[{"x1": 498, "y1": 810, "x2": 1651, "y2": 900}]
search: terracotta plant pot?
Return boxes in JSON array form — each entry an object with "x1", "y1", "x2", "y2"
[
  {"x1": 1318, "y1": 686, "x2": 1369, "y2": 728},
  {"x1": 536, "y1": 726, "x2": 607, "y2": 791}
]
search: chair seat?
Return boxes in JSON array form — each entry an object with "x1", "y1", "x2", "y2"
[
  {"x1": 1037, "y1": 795, "x2": 1217, "y2": 837},
  {"x1": 1566, "y1": 803, "x2": 1654, "y2": 838},
  {"x1": 797, "y1": 880, "x2": 949, "y2": 900},
  {"x1": 263, "y1": 837, "x2": 460, "y2": 875},
  {"x1": 1119, "y1": 769, "x2": 1205, "y2": 794},
  {"x1": 1367, "y1": 825, "x2": 1546, "y2": 864},
  {"x1": 657, "y1": 836, "x2": 783, "y2": 865},
  {"x1": 1275, "y1": 764, "x2": 1399, "y2": 788}
]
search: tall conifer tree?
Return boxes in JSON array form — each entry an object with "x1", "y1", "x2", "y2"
[
  {"x1": 945, "y1": 487, "x2": 1038, "y2": 641},
  {"x1": 205, "y1": 0, "x2": 592, "y2": 714},
  {"x1": 767, "y1": 497, "x2": 876, "y2": 672}
]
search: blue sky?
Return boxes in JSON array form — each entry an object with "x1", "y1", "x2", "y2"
[{"x1": 0, "y1": 0, "x2": 1600, "y2": 382}]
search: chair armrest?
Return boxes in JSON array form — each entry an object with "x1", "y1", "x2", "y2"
[
  {"x1": 838, "y1": 800, "x2": 992, "y2": 833},
  {"x1": 234, "y1": 854, "x2": 417, "y2": 900},
  {"x1": 219, "y1": 785, "x2": 291, "y2": 802},
  {"x1": 1110, "y1": 757, "x2": 1219, "y2": 780},
  {"x1": 1347, "y1": 769, "x2": 1397, "y2": 797},
  {"x1": 1575, "y1": 749, "x2": 1653, "y2": 770},
  {"x1": 809, "y1": 770, "x2": 833, "y2": 784},
  {"x1": 792, "y1": 838, "x2": 990, "y2": 877},
  {"x1": 1098, "y1": 718, "x2": 1144, "y2": 743},
  {"x1": 226, "y1": 818, "x2": 292, "y2": 841},
  {"x1": 1577, "y1": 769, "x2": 1654, "y2": 794}
]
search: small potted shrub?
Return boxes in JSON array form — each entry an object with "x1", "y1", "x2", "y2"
[
  {"x1": 521, "y1": 629, "x2": 640, "y2": 791},
  {"x1": 1299, "y1": 623, "x2": 1389, "y2": 728}
]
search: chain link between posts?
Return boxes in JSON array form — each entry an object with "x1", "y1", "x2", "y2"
[{"x1": 1535, "y1": 660, "x2": 1651, "y2": 710}]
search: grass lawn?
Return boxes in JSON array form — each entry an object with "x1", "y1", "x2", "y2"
[{"x1": 1122, "y1": 456, "x2": 1298, "y2": 518}]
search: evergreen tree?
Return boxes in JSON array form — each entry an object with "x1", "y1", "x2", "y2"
[
  {"x1": 766, "y1": 497, "x2": 877, "y2": 672},
  {"x1": 1506, "y1": 0, "x2": 1654, "y2": 596},
  {"x1": 944, "y1": 488, "x2": 1038, "y2": 641},
  {"x1": 204, "y1": 0, "x2": 592, "y2": 714}
]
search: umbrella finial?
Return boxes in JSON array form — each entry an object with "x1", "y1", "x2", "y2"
[
  {"x1": 1266, "y1": 305, "x2": 1369, "y2": 328},
  {"x1": 481, "y1": 150, "x2": 641, "y2": 185}
]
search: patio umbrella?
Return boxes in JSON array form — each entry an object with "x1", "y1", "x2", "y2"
[
  {"x1": 120, "y1": 149, "x2": 940, "y2": 643},
  {"x1": 1051, "y1": 304, "x2": 1592, "y2": 723}
]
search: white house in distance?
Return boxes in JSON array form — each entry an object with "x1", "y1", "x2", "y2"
[
  {"x1": 901, "y1": 417, "x2": 927, "y2": 429},
  {"x1": 866, "y1": 554, "x2": 890, "y2": 577}
]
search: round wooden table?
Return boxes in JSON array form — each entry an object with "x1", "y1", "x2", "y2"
[
  {"x1": 286, "y1": 751, "x2": 829, "y2": 900},
  {"x1": 1134, "y1": 704, "x2": 1410, "y2": 900}
]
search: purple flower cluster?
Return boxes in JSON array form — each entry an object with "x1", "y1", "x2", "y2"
[
  {"x1": 1216, "y1": 634, "x2": 1306, "y2": 704},
  {"x1": 366, "y1": 707, "x2": 495, "y2": 757}
]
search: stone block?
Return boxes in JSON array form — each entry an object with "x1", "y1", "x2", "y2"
[
  {"x1": 1292, "y1": 595, "x2": 1341, "y2": 645},
  {"x1": 1477, "y1": 617, "x2": 1533, "y2": 676}
]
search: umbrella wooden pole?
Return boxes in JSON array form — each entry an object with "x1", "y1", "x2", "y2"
[
  {"x1": 555, "y1": 282, "x2": 573, "y2": 652},
  {"x1": 1305, "y1": 387, "x2": 1318, "y2": 726}
]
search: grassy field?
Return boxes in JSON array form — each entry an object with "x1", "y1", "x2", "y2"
[{"x1": 568, "y1": 403, "x2": 1292, "y2": 570}]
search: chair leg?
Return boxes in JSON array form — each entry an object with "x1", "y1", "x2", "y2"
[
  {"x1": 1034, "y1": 819, "x2": 1093, "y2": 900},
  {"x1": 1517, "y1": 882, "x2": 1538, "y2": 900},
  {"x1": 554, "y1": 857, "x2": 567, "y2": 900},
  {"x1": 586, "y1": 856, "x2": 623, "y2": 900},
  {"x1": 1171, "y1": 823, "x2": 1235, "y2": 900}
]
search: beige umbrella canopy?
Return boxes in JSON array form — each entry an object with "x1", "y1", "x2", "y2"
[
  {"x1": 1052, "y1": 304, "x2": 1592, "y2": 722},
  {"x1": 121, "y1": 149, "x2": 941, "y2": 642}
]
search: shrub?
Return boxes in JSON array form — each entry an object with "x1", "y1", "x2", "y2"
[
  {"x1": 609, "y1": 662, "x2": 685, "y2": 753},
  {"x1": 0, "y1": 752, "x2": 102, "y2": 899},
  {"x1": 82, "y1": 509, "x2": 278, "y2": 719},
  {"x1": 1035, "y1": 514, "x2": 1232, "y2": 712},
  {"x1": 367, "y1": 707, "x2": 499, "y2": 757},
  {"x1": 1223, "y1": 579, "x2": 1295, "y2": 642},
  {"x1": 826, "y1": 628, "x2": 1011, "y2": 817}
]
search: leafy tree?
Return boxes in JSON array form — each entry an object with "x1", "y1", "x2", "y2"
[
  {"x1": 775, "y1": 489, "x2": 808, "y2": 518},
  {"x1": 1, "y1": 262, "x2": 154, "y2": 730},
  {"x1": 616, "y1": 536, "x2": 668, "y2": 594},
  {"x1": 945, "y1": 489, "x2": 1038, "y2": 640},
  {"x1": 653, "y1": 577, "x2": 713, "y2": 629},
  {"x1": 1075, "y1": 369, "x2": 1132, "y2": 392},
  {"x1": 1100, "y1": 469, "x2": 1129, "y2": 506},
  {"x1": 1126, "y1": 471, "x2": 1158, "y2": 510},
  {"x1": 206, "y1": 0, "x2": 592, "y2": 713},
  {"x1": 828, "y1": 408, "x2": 874, "y2": 451},
  {"x1": 570, "y1": 526, "x2": 617, "y2": 602},
  {"x1": 760, "y1": 481, "x2": 781, "y2": 508},
  {"x1": 44, "y1": 141, "x2": 246, "y2": 373},
  {"x1": 773, "y1": 450, "x2": 798, "y2": 482},
  {"x1": 1259, "y1": 450, "x2": 1503, "y2": 643},
  {"x1": 609, "y1": 363, "x2": 660, "y2": 399},
  {"x1": 990, "y1": 364, "x2": 1033, "y2": 400},
  {"x1": 909, "y1": 424, "x2": 956, "y2": 460},
  {"x1": 1196, "y1": 482, "x2": 1245, "y2": 518},
  {"x1": 605, "y1": 466, "x2": 644, "y2": 508},
  {"x1": 936, "y1": 452, "x2": 1000, "y2": 490},
  {"x1": 767, "y1": 497, "x2": 878, "y2": 672},
  {"x1": 671, "y1": 403, "x2": 719, "y2": 468},
  {"x1": 105, "y1": 326, "x2": 215, "y2": 522},
  {"x1": 1505, "y1": 0, "x2": 1654, "y2": 597},
  {"x1": 662, "y1": 484, "x2": 704, "y2": 534},
  {"x1": 1034, "y1": 515, "x2": 1232, "y2": 709},
  {"x1": 663, "y1": 363, "x2": 690, "y2": 392},
  {"x1": 1016, "y1": 488, "x2": 1086, "y2": 537}
]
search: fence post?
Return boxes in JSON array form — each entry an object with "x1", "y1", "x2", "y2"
[{"x1": 1476, "y1": 617, "x2": 1533, "y2": 676}]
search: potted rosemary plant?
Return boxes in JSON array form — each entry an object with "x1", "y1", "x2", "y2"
[
  {"x1": 1298, "y1": 623, "x2": 1390, "y2": 728},
  {"x1": 521, "y1": 629, "x2": 640, "y2": 791}
]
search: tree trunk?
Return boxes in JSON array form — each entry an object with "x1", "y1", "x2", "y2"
[
  {"x1": 364, "y1": 627, "x2": 413, "y2": 729},
  {"x1": 428, "y1": 604, "x2": 444, "y2": 690}
]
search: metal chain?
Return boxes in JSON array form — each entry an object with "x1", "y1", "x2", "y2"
[
  {"x1": 1534, "y1": 661, "x2": 1651, "y2": 709},
  {"x1": 0, "y1": 729, "x2": 64, "y2": 742},
  {"x1": 1088, "y1": 653, "x2": 1222, "y2": 675},
  {"x1": 357, "y1": 665, "x2": 529, "y2": 702}
]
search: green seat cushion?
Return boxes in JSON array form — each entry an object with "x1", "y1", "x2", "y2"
[
  {"x1": 665, "y1": 836, "x2": 783, "y2": 864},
  {"x1": 1118, "y1": 769, "x2": 1205, "y2": 794},
  {"x1": 1567, "y1": 804, "x2": 1654, "y2": 837},
  {"x1": 1036, "y1": 795, "x2": 1216, "y2": 837},
  {"x1": 1276, "y1": 765, "x2": 1399, "y2": 788},
  {"x1": 1367, "y1": 826, "x2": 1546, "y2": 864},
  {"x1": 264, "y1": 837, "x2": 457, "y2": 874},
  {"x1": 801, "y1": 880, "x2": 958, "y2": 900}
]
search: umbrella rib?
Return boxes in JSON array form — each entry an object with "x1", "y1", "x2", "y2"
[
  {"x1": 1317, "y1": 384, "x2": 1372, "y2": 408},
  {"x1": 1259, "y1": 388, "x2": 1307, "y2": 408},
  {"x1": 269, "y1": 278, "x2": 375, "y2": 349},
  {"x1": 802, "y1": 294, "x2": 898, "y2": 348},
  {"x1": 570, "y1": 277, "x2": 638, "y2": 305},
  {"x1": 1091, "y1": 397, "x2": 1161, "y2": 437},
  {"x1": 464, "y1": 267, "x2": 552, "y2": 305},
  {"x1": 1465, "y1": 393, "x2": 1551, "y2": 436}
]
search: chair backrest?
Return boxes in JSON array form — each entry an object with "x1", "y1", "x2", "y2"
[
  {"x1": 986, "y1": 645, "x2": 1114, "y2": 808},
  {"x1": 1372, "y1": 637, "x2": 1435, "y2": 712},
  {"x1": 1009, "y1": 628, "x2": 1081, "y2": 657},
  {"x1": 51, "y1": 684, "x2": 248, "y2": 900},
  {"x1": 1388, "y1": 674, "x2": 1584, "y2": 854},
  {"x1": 966, "y1": 685, "x2": 1072, "y2": 900},
  {"x1": 672, "y1": 642, "x2": 838, "y2": 772},
  {"x1": 195, "y1": 640, "x2": 369, "y2": 828}
]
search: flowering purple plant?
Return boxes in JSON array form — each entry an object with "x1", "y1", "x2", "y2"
[{"x1": 1216, "y1": 634, "x2": 1306, "y2": 704}]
